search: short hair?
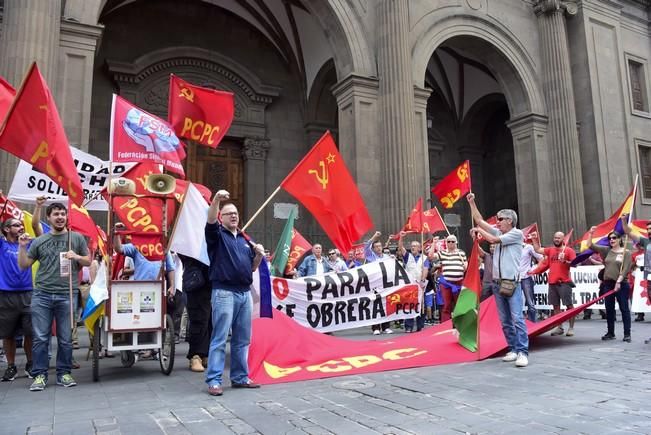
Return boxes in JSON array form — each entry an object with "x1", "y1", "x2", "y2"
[
  {"x1": 372, "y1": 241, "x2": 383, "y2": 249},
  {"x1": 46, "y1": 202, "x2": 67, "y2": 216},
  {"x1": 497, "y1": 209, "x2": 518, "y2": 227}
]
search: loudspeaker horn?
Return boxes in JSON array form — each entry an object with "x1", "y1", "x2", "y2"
[
  {"x1": 108, "y1": 178, "x2": 136, "y2": 195},
  {"x1": 145, "y1": 174, "x2": 176, "y2": 195}
]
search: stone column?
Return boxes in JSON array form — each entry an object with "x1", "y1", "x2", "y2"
[
  {"x1": 0, "y1": 0, "x2": 62, "y2": 191},
  {"x1": 534, "y1": 0, "x2": 586, "y2": 233},
  {"x1": 332, "y1": 74, "x2": 381, "y2": 235},
  {"x1": 507, "y1": 112, "x2": 554, "y2": 241},
  {"x1": 414, "y1": 86, "x2": 433, "y2": 203},
  {"x1": 377, "y1": 0, "x2": 419, "y2": 232},
  {"x1": 242, "y1": 137, "x2": 270, "y2": 244}
]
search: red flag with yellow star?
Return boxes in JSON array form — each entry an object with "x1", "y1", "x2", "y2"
[
  {"x1": 168, "y1": 74, "x2": 234, "y2": 148},
  {"x1": 431, "y1": 160, "x2": 472, "y2": 209},
  {"x1": 0, "y1": 63, "x2": 84, "y2": 206},
  {"x1": 281, "y1": 131, "x2": 373, "y2": 255}
]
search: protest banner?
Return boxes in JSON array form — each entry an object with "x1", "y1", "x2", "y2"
[
  {"x1": 531, "y1": 264, "x2": 650, "y2": 312},
  {"x1": 9, "y1": 146, "x2": 134, "y2": 210},
  {"x1": 266, "y1": 259, "x2": 421, "y2": 333}
]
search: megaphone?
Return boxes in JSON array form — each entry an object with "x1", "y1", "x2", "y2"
[
  {"x1": 108, "y1": 178, "x2": 136, "y2": 195},
  {"x1": 145, "y1": 174, "x2": 176, "y2": 195}
]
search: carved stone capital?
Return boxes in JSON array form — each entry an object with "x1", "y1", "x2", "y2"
[
  {"x1": 534, "y1": 0, "x2": 577, "y2": 17},
  {"x1": 242, "y1": 138, "x2": 270, "y2": 161}
]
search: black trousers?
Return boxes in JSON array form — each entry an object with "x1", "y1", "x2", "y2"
[{"x1": 185, "y1": 287, "x2": 212, "y2": 359}]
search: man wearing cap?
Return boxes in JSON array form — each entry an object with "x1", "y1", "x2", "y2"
[
  {"x1": 467, "y1": 193, "x2": 529, "y2": 368},
  {"x1": 432, "y1": 234, "x2": 467, "y2": 322}
]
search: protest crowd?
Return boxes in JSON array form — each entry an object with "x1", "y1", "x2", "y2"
[{"x1": 0, "y1": 66, "x2": 650, "y2": 397}]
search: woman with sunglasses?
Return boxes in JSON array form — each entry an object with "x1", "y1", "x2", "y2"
[{"x1": 588, "y1": 228, "x2": 633, "y2": 342}]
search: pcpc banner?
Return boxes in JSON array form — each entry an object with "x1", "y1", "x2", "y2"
[{"x1": 270, "y1": 259, "x2": 422, "y2": 333}]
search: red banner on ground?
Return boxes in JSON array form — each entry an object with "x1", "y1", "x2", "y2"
[
  {"x1": 248, "y1": 292, "x2": 611, "y2": 384},
  {"x1": 168, "y1": 74, "x2": 234, "y2": 148}
]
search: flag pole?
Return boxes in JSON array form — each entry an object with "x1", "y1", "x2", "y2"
[
  {"x1": 434, "y1": 207, "x2": 450, "y2": 236},
  {"x1": 241, "y1": 185, "x2": 282, "y2": 231},
  {"x1": 619, "y1": 175, "x2": 639, "y2": 278}
]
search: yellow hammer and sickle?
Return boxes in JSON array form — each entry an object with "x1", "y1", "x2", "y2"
[
  {"x1": 388, "y1": 294, "x2": 401, "y2": 304},
  {"x1": 308, "y1": 160, "x2": 329, "y2": 190},
  {"x1": 457, "y1": 164, "x2": 469, "y2": 182},
  {"x1": 441, "y1": 189, "x2": 461, "y2": 208},
  {"x1": 179, "y1": 87, "x2": 194, "y2": 103}
]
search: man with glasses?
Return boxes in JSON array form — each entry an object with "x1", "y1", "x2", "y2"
[
  {"x1": 325, "y1": 249, "x2": 347, "y2": 272},
  {"x1": 467, "y1": 193, "x2": 529, "y2": 367},
  {"x1": 0, "y1": 214, "x2": 38, "y2": 382},
  {"x1": 294, "y1": 244, "x2": 333, "y2": 277},
  {"x1": 204, "y1": 190, "x2": 265, "y2": 396}
]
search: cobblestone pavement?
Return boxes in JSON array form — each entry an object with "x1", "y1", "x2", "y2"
[{"x1": 1, "y1": 316, "x2": 650, "y2": 434}]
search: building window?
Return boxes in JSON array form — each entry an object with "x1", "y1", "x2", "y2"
[
  {"x1": 639, "y1": 144, "x2": 651, "y2": 200},
  {"x1": 628, "y1": 60, "x2": 648, "y2": 113}
]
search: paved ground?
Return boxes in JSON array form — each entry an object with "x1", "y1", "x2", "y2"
[{"x1": 1, "y1": 315, "x2": 651, "y2": 435}]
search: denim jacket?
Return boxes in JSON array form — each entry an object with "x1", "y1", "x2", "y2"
[{"x1": 297, "y1": 255, "x2": 332, "y2": 277}]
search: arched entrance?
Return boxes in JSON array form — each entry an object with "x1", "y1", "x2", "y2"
[{"x1": 413, "y1": 16, "x2": 550, "y2": 243}]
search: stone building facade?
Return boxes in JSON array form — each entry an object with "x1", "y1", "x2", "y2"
[{"x1": 0, "y1": 0, "x2": 649, "y2": 248}]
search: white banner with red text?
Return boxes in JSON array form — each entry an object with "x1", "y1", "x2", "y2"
[{"x1": 268, "y1": 259, "x2": 421, "y2": 333}]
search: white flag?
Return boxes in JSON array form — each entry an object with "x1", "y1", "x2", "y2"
[{"x1": 169, "y1": 183, "x2": 210, "y2": 265}]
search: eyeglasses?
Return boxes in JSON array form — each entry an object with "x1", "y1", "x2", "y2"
[
  {"x1": 497, "y1": 217, "x2": 507, "y2": 222},
  {"x1": 447, "y1": 240, "x2": 456, "y2": 243},
  {"x1": 9, "y1": 223, "x2": 23, "y2": 227},
  {"x1": 608, "y1": 236, "x2": 619, "y2": 240},
  {"x1": 221, "y1": 212, "x2": 238, "y2": 216}
]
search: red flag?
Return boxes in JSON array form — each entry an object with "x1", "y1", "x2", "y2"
[
  {"x1": 463, "y1": 239, "x2": 482, "y2": 298},
  {"x1": 284, "y1": 228, "x2": 312, "y2": 275},
  {"x1": 521, "y1": 222, "x2": 539, "y2": 245},
  {"x1": 280, "y1": 131, "x2": 373, "y2": 254},
  {"x1": 431, "y1": 160, "x2": 471, "y2": 209},
  {"x1": 0, "y1": 63, "x2": 84, "y2": 206},
  {"x1": 0, "y1": 75, "x2": 16, "y2": 120},
  {"x1": 402, "y1": 198, "x2": 423, "y2": 232},
  {"x1": 422, "y1": 207, "x2": 448, "y2": 234},
  {"x1": 69, "y1": 204, "x2": 99, "y2": 243},
  {"x1": 0, "y1": 191, "x2": 23, "y2": 222},
  {"x1": 110, "y1": 94, "x2": 186, "y2": 177},
  {"x1": 173, "y1": 179, "x2": 212, "y2": 204},
  {"x1": 168, "y1": 74, "x2": 234, "y2": 148}
]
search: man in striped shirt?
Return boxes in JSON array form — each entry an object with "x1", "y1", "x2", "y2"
[{"x1": 433, "y1": 235, "x2": 467, "y2": 322}]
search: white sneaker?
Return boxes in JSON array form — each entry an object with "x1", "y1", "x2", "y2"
[
  {"x1": 383, "y1": 328, "x2": 393, "y2": 334},
  {"x1": 502, "y1": 351, "x2": 517, "y2": 362},
  {"x1": 550, "y1": 326, "x2": 564, "y2": 336},
  {"x1": 515, "y1": 353, "x2": 529, "y2": 367},
  {"x1": 373, "y1": 330, "x2": 381, "y2": 335}
]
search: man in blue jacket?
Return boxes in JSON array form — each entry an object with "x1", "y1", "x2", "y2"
[{"x1": 295, "y1": 244, "x2": 332, "y2": 277}]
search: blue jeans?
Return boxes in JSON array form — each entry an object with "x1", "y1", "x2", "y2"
[
  {"x1": 31, "y1": 290, "x2": 76, "y2": 379},
  {"x1": 521, "y1": 277, "x2": 537, "y2": 322},
  {"x1": 493, "y1": 283, "x2": 529, "y2": 355},
  {"x1": 205, "y1": 289, "x2": 252, "y2": 387}
]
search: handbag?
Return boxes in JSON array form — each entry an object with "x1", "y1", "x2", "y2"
[
  {"x1": 497, "y1": 245, "x2": 517, "y2": 298},
  {"x1": 498, "y1": 279, "x2": 517, "y2": 297}
]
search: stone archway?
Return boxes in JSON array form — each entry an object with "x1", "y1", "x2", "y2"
[{"x1": 412, "y1": 14, "x2": 553, "y2": 236}]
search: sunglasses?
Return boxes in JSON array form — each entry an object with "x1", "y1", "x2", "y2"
[
  {"x1": 497, "y1": 217, "x2": 507, "y2": 222},
  {"x1": 328, "y1": 252, "x2": 336, "y2": 255},
  {"x1": 447, "y1": 240, "x2": 456, "y2": 243},
  {"x1": 608, "y1": 236, "x2": 619, "y2": 240}
]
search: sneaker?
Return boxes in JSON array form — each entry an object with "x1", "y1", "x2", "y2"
[
  {"x1": 373, "y1": 330, "x2": 380, "y2": 336},
  {"x1": 189, "y1": 355, "x2": 204, "y2": 372},
  {"x1": 72, "y1": 359, "x2": 80, "y2": 369},
  {"x1": 56, "y1": 373, "x2": 77, "y2": 387},
  {"x1": 623, "y1": 335, "x2": 632, "y2": 343},
  {"x1": 601, "y1": 332, "x2": 616, "y2": 340},
  {"x1": 515, "y1": 353, "x2": 529, "y2": 367},
  {"x1": 383, "y1": 328, "x2": 393, "y2": 334},
  {"x1": 502, "y1": 351, "x2": 518, "y2": 362},
  {"x1": 565, "y1": 328, "x2": 574, "y2": 337},
  {"x1": 30, "y1": 374, "x2": 47, "y2": 391},
  {"x1": 550, "y1": 326, "x2": 564, "y2": 336},
  {"x1": 24, "y1": 361, "x2": 33, "y2": 379},
  {"x1": 2, "y1": 364, "x2": 17, "y2": 382},
  {"x1": 635, "y1": 314, "x2": 645, "y2": 322}
]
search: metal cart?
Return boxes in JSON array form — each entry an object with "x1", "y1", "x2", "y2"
[{"x1": 91, "y1": 193, "x2": 175, "y2": 381}]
